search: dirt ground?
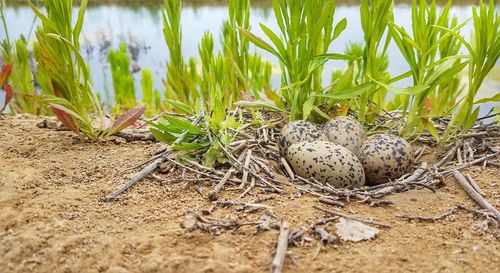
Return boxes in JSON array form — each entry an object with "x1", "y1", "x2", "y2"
[{"x1": 1, "y1": 114, "x2": 499, "y2": 273}]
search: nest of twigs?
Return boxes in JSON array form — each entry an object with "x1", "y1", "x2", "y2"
[{"x1": 96, "y1": 109, "x2": 500, "y2": 241}]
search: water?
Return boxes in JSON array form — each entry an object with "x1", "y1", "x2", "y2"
[{"x1": 1, "y1": 1, "x2": 499, "y2": 112}]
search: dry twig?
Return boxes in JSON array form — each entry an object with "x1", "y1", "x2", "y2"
[
  {"x1": 271, "y1": 220, "x2": 290, "y2": 273},
  {"x1": 314, "y1": 206, "x2": 391, "y2": 228},
  {"x1": 453, "y1": 170, "x2": 500, "y2": 222}
]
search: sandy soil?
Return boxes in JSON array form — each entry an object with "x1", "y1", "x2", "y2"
[{"x1": 1, "y1": 114, "x2": 499, "y2": 273}]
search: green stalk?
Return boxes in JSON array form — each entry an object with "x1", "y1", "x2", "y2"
[
  {"x1": 163, "y1": 0, "x2": 187, "y2": 103},
  {"x1": 109, "y1": 42, "x2": 136, "y2": 112}
]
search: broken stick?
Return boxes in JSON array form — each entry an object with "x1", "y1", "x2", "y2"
[
  {"x1": 315, "y1": 206, "x2": 391, "y2": 228},
  {"x1": 452, "y1": 170, "x2": 500, "y2": 222},
  {"x1": 271, "y1": 220, "x2": 290, "y2": 273}
]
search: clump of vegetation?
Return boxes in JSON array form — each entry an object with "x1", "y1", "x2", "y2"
[
  {"x1": 240, "y1": 0, "x2": 351, "y2": 120},
  {"x1": 387, "y1": 0, "x2": 467, "y2": 139},
  {"x1": 439, "y1": 0, "x2": 500, "y2": 143},
  {"x1": 30, "y1": 0, "x2": 144, "y2": 139},
  {"x1": 31, "y1": 0, "x2": 104, "y2": 137}
]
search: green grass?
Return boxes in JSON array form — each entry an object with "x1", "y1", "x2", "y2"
[
  {"x1": 387, "y1": 0, "x2": 468, "y2": 139},
  {"x1": 109, "y1": 42, "x2": 136, "y2": 111},
  {"x1": 440, "y1": 0, "x2": 500, "y2": 143},
  {"x1": 32, "y1": 0, "x2": 104, "y2": 138},
  {"x1": 31, "y1": 0, "x2": 144, "y2": 139},
  {"x1": 240, "y1": 0, "x2": 351, "y2": 120},
  {"x1": 141, "y1": 68, "x2": 161, "y2": 117}
]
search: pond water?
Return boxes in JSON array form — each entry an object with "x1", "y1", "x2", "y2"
[{"x1": 1, "y1": 1, "x2": 499, "y2": 111}]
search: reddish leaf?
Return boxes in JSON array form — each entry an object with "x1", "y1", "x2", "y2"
[
  {"x1": 1, "y1": 83, "x2": 13, "y2": 112},
  {"x1": 109, "y1": 105, "x2": 146, "y2": 135},
  {"x1": 0, "y1": 62, "x2": 13, "y2": 86},
  {"x1": 4, "y1": 84, "x2": 13, "y2": 106},
  {"x1": 49, "y1": 105, "x2": 79, "y2": 133}
]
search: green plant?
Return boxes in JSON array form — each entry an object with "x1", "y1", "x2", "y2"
[
  {"x1": 149, "y1": 96, "x2": 251, "y2": 167},
  {"x1": 109, "y1": 42, "x2": 136, "y2": 112},
  {"x1": 32, "y1": 0, "x2": 102, "y2": 137},
  {"x1": 9, "y1": 37, "x2": 39, "y2": 114},
  {"x1": 141, "y1": 68, "x2": 161, "y2": 116},
  {"x1": 355, "y1": 0, "x2": 393, "y2": 123},
  {"x1": 386, "y1": 0, "x2": 468, "y2": 139},
  {"x1": 240, "y1": 0, "x2": 349, "y2": 120},
  {"x1": 247, "y1": 54, "x2": 272, "y2": 96},
  {"x1": 429, "y1": 15, "x2": 463, "y2": 118},
  {"x1": 439, "y1": 0, "x2": 500, "y2": 143},
  {"x1": 163, "y1": 0, "x2": 195, "y2": 104},
  {"x1": 221, "y1": 0, "x2": 250, "y2": 97},
  {"x1": 32, "y1": 0, "x2": 144, "y2": 139}
]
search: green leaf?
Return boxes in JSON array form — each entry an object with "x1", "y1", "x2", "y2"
[
  {"x1": 332, "y1": 18, "x2": 347, "y2": 40},
  {"x1": 233, "y1": 100, "x2": 284, "y2": 112},
  {"x1": 259, "y1": 23, "x2": 287, "y2": 61},
  {"x1": 424, "y1": 119, "x2": 440, "y2": 141},
  {"x1": 474, "y1": 93, "x2": 500, "y2": 104},
  {"x1": 463, "y1": 107, "x2": 480, "y2": 131},
  {"x1": 311, "y1": 53, "x2": 359, "y2": 62},
  {"x1": 150, "y1": 128, "x2": 177, "y2": 142},
  {"x1": 302, "y1": 97, "x2": 315, "y2": 120},
  {"x1": 166, "y1": 99, "x2": 194, "y2": 115},
  {"x1": 370, "y1": 76, "x2": 429, "y2": 95},
  {"x1": 73, "y1": 0, "x2": 88, "y2": 46},
  {"x1": 171, "y1": 141, "x2": 210, "y2": 151},
  {"x1": 163, "y1": 115, "x2": 204, "y2": 135},
  {"x1": 238, "y1": 27, "x2": 284, "y2": 63},
  {"x1": 264, "y1": 87, "x2": 286, "y2": 109},
  {"x1": 315, "y1": 82, "x2": 376, "y2": 100}
]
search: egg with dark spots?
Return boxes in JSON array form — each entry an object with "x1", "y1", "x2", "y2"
[
  {"x1": 279, "y1": 120, "x2": 328, "y2": 156},
  {"x1": 323, "y1": 116, "x2": 366, "y2": 155},
  {"x1": 358, "y1": 134, "x2": 414, "y2": 185},
  {"x1": 286, "y1": 141, "x2": 365, "y2": 188}
]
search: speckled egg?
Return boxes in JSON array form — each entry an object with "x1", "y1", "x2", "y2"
[
  {"x1": 323, "y1": 116, "x2": 366, "y2": 155},
  {"x1": 286, "y1": 141, "x2": 365, "y2": 188},
  {"x1": 358, "y1": 134, "x2": 414, "y2": 185},
  {"x1": 279, "y1": 120, "x2": 328, "y2": 156}
]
